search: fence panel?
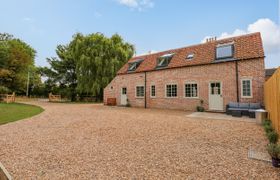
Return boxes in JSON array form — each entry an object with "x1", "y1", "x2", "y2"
[{"x1": 264, "y1": 68, "x2": 280, "y2": 133}]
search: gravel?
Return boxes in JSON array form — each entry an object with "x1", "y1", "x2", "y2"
[{"x1": 0, "y1": 102, "x2": 279, "y2": 179}]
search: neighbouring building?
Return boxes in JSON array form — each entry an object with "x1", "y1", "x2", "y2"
[
  {"x1": 265, "y1": 68, "x2": 277, "y2": 81},
  {"x1": 104, "y1": 32, "x2": 265, "y2": 111}
]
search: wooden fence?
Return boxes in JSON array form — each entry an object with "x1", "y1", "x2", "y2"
[
  {"x1": 48, "y1": 93, "x2": 61, "y2": 102},
  {"x1": 264, "y1": 67, "x2": 280, "y2": 133},
  {"x1": 0, "y1": 92, "x2": 15, "y2": 103}
]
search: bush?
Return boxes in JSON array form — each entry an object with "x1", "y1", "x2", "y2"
[
  {"x1": 267, "y1": 143, "x2": 280, "y2": 159},
  {"x1": 267, "y1": 131, "x2": 279, "y2": 144},
  {"x1": 264, "y1": 124, "x2": 273, "y2": 133},
  {"x1": 0, "y1": 86, "x2": 10, "y2": 94},
  {"x1": 262, "y1": 119, "x2": 272, "y2": 126}
]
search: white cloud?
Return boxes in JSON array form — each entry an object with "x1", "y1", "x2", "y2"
[
  {"x1": 117, "y1": 0, "x2": 154, "y2": 11},
  {"x1": 202, "y1": 18, "x2": 280, "y2": 54}
]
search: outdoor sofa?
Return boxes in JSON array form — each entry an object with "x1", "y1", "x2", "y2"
[{"x1": 226, "y1": 102, "x2": 262, "y2": 118}]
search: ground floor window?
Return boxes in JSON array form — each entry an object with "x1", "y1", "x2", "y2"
[
  {"x1": 241, "y1": 79, "x2": 252, "y2": 98},
  {"x1": 151, "y1": 85, "x2": 156, "y2": 97},
  {"x1": 166, "y1": 84, "x2": 177, "y2": 97},
  {"x1": 185, "y1": 83, "x2": 198, "y2": 98},
  {"x1": 136, "y1": 86, "x2": 144, "y2": 97}
]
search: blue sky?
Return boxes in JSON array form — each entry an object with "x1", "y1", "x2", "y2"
[{"x1": 0, "y1": 0, "x2": 279, "y2": 68}]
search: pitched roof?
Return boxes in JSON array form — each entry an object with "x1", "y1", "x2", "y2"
[
  {"x1": 265, "y1": 68, "x2": 277, "y2": 77},
  {"x1": 117, "y1": 32, "x2": 264, "y2": 75}
]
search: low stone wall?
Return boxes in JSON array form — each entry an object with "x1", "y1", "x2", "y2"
[{"x1": 0, "y1": 162, "x2": 12, "y2": 180}]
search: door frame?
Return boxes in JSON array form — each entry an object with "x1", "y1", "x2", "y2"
[{"x1": 208, "y1": 81, "x2": 223, "y2": 111}]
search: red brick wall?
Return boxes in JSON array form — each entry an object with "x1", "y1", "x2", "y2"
[{"x1": 104, "y1": 58, "x2": 265, "y2": 111}]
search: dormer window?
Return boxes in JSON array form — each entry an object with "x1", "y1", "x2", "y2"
[
  {"x1": 156, "y1": 53, "x2": 174, "y2": 68},
  {"x1": 216, "y1": 43, "x2": 234, "y2": 59},
  {"x1": 127, "y1": 59, "x2": 143, "y2": 72},
  {"x1": 186, "y1": 53, "x2": 194, "y2": 60}
]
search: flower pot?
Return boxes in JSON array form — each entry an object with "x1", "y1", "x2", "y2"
[{"x1": 272, "y1": 158, "x2": 280, "y2": 167}]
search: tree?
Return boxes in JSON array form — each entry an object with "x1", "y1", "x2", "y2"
[
  {"x1": 0, "y1": 33, "x2": 38, "y2": 94},
  {"x1": 43, "y1": 32, "x2": 134, "y2": 101}
]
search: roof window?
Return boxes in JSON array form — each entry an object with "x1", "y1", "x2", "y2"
[
  {"x1": 186, "y1": 53, "x2": 194, "y2": 60},
  {"x1": 156, "y1": 53, "x2": 174, "y2": 68},
  {"x1": 127, "y1": 59, "x2": 143, "y2": 72},
  {"x1": 216, "y1": 43, "x2": 234, "y2": 59}
]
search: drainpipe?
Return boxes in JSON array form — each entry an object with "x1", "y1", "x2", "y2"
[
  {"x1": 144, "y1": 72, "x2": 147, "y2": 108},
  {"x1": 235, "y1": 61, "x2": 240, "y2": 102}
]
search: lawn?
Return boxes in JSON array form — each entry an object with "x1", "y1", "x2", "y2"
[{"x1": 0, "y1": 103, "x2": 44, "y2": 125}]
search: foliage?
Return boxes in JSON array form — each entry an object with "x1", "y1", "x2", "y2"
[
  {"x1": 267, "y1": 143, "x2": 280, "y2": 159},
  {"x1": 0, "y1": 33, "x2": 40, "y2": 95},
  {"x1": 42, "y1": 32, "x2": 134, "y2": 101},
  {"x1": 267, "y1": 131, "x2": 279, "y2": 144},
  {"x1": 0, "y1": 103, "x2": 43, "y2": 125},
  {"x1": 0, "y1": 86, "x2": 10, "y2": 94}
]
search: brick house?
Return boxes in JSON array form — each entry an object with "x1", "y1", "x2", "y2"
[{"x1": 104, "y1": 32, "x2": 265, "y2": 111}]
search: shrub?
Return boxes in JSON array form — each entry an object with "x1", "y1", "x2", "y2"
[
  {"x1": 264, "y1": 124, "x2": 273, "y2": 133},
  {"x1": 267, "y1": 143, "x2": 280, "y2": 159},
  {"x1": 267, "y1": 131, "x2": 279, "y2": 144},
  {"x1": 262, "y1": 119, "x2": 272, "y2": 126},
  {"x1": 0, "y1": 86, "x2": 10, "y2": 94}
]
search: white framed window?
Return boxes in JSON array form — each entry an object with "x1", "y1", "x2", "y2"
[
  {"x1": 185, "y1": 83, "x2": 198, "y2": 98},
  {"x1": 241, "y1": 79, "x2": 252, "y2": 98},
  {"x1": 136, "y1": 86, "x2": 144, "y2": 98},
  {"x1": 150, "y1": 85, "x2": 156, "y2": 97},
  {"x1": 166, "y1": 84, "x2": 177, "y2": 98}
]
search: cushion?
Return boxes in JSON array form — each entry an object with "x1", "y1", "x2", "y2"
[
  {"x1": 228, "y1": 108, "x2": 248, "y2": 111},
  {"x1": 228, "y1": 102, "x2": 239, "y2": 108},
  {"x1": 250, "y1": 103, "x2": 261, "y2": 109},
  {"x1": 239, "y1": 103, "x2": 250, "y2": 109}
]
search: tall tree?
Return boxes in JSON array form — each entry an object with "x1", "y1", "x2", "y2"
[
  {"x1": 0, "y1": 33, "x2": 37, "y2": 94},
  {"x1": 43, "y1": 32, "x2": 134, "y2": 101}
]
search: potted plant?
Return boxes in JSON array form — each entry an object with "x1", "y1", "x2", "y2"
[
  {"x1": 267, "y1": 143, "x2": 280, "y2": 167},
  {"x1": 196, "y1": 99, "x2": 205, "y2": 112}
]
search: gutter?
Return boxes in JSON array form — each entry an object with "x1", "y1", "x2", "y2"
[
  {"x1": 235, "y1": 61, "x2": 240, "y2": 102},
  {"x1": 144, "y1": 72, "x2": 147, "y2": 108}
]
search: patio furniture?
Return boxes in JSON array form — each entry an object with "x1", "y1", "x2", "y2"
[
  {"x1": 248, "y1": 109, "x2": 257, "y2": 118},
  {"x1": 226, "y1": 102, "x2": 262, "y2": 117},
  {"x1": 232, "y1": 109, "x2": 242, "y2": 117}
]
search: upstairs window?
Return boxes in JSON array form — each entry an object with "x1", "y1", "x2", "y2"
[
  {"x1": 127, "y1": 59, "x2": 143, "y2": 72},
  {"x1": 216, "y1": 43, "x2": 234, "y2": 59},
  {"x1": 156, "y1": 53, "x2": 174, "y2": 68}
]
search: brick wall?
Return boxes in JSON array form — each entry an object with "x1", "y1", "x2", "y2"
[{"x1": 104, "y1": 58, "x2": 265, "y2": 111}]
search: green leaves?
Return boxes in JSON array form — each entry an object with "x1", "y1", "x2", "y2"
[
  {"x1": 0, "y1": 33, "x2": 37, "y2": 94},
  {"x1": 43, "y1": 32, "x2": 134, "y2": 101}
]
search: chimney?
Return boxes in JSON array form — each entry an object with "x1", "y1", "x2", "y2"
[{"x1": 206, "y1": 36, "x2": 217, "y2": 43}]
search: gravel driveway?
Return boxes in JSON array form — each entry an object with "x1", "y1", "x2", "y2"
[{"x1": 0, "y1": 102, "x2": 279, "y2": 179}]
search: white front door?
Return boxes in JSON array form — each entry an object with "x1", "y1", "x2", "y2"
[
  {"x1": 209, "y1": 82, "x2": 223, "y2": 111},
  {"x1": 120, "y1": 87, "x2": 127, "y2": 105}
]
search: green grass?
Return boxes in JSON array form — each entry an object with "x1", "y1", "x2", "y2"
[{"x1": 0, "y1": 103, "x2": 44, "y2": 125}]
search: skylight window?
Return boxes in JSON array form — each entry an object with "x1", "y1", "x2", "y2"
[
  {"x1": 186, "y1": 53, "x2": 194, "y2": 60},
  {"x1": 156, "y1": 53, "x2": 174, "y2": 68},
  {"x1": 127, "y1": 59, "x2": 143, "y2": 72},
  {"x1": 216, "y1": 43, "x2": 234, "y2": 59}
]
